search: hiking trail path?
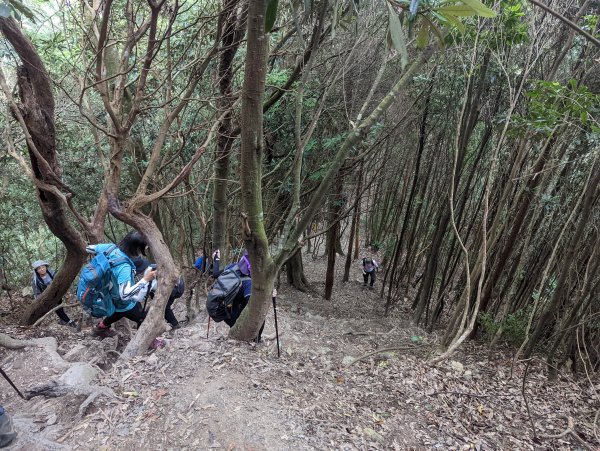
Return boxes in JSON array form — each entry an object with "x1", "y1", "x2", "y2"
[{"x1": 0, "y1": 253, "x2": 597, "y2": 450}]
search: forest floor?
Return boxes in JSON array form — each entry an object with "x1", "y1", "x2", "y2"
[{"x1": 0, "y1": 251, "x2": 598, "y2": 450}]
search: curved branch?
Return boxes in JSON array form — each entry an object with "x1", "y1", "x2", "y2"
[{"x1": 527, "y1": 0, "x2": 600, "y2": 48}]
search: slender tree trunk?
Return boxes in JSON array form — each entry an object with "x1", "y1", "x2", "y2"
[
  {"x1": 325, "y1": 176, "x2": 343, "y2": 299},
  {"x1": 107, "y1": 198, "x2": 178, "y2": 358},
  {"x1": 212, "y1": 0, "x2": 244, "y2": 260},
  {"x1": 285, "y1": 249, "x2": 309, "y2": 291},
  {"x1": 344, "y1": 169, "x2": 363, "y2": 282},
  {"x1": 524, "y1": 158, "x2": 600, "y2": 357}
]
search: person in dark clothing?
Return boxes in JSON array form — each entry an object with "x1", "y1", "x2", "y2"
[
  {"x1": 193, "y1": 251, "x2": 206, "y2": 273},
  {"x1": 0, "y1": 406, "x2": 16, "y2": 448},
  {"x1": 92, "y1": 231, "x2": 157, "y2": 338},
  {"x1": 31, "y1": 260, "x2": 76, "y2": 328},
  {"x1": 212, "y1": 249, "x2": 271, "y2": 341},
  {"x1": 360, "y1": 257, "x2": 379, "y2": 288},
  {"x1": 133, "y1": 257, "x2": 185, "y2": 329}
]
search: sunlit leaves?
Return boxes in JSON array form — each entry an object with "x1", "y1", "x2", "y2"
[
  {"x1": 385, "y1": 0, "x2": 497, "y2": 55},
  {"x1": 454, "y1": 0, "x2": 496, "y2": 17},
  {"x1": 387, "y1": 1, "x2": 409, "y2": 68}
]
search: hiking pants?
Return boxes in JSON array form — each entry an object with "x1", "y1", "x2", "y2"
[
  {"x1": 55, "y1": 299, "x2": 71, "y2": 323},
  {"x1": 363, "y1": 271, "x2": 376, "y2": 287},
  {"x1": 164, "y1": 296, "x2": 178, "y2": 327},
  {"x1": 103, "y1": 303, "x2": 146, "y2": 328}
]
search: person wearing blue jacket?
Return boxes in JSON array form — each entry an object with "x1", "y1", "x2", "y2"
[
  {"x1": 193, "y1": 251, "x2": 206, "y2": 273},
  {"x1": 91, "y1": 231, "x2": 157, "y2": 338}
]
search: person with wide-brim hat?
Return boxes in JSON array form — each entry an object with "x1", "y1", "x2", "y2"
[{"x1": 31, "y1": 260, "x2": 76, "y2": 328}]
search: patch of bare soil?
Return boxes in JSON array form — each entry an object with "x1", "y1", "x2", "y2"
[{"x1": 0, "y1": 252, "x2": 598, "y2": 450}]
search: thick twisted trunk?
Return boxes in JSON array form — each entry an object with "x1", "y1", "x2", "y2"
[{"x1": 0, "y1": 17, "x2": 87, "y2": 325}]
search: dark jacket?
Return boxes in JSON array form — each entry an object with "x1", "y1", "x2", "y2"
[{"x1": 31, "y1": 268, "x2": 55, "y2": 298}]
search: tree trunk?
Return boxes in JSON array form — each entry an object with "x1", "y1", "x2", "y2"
[
  {"x1": 285, "y1": 249, "x2": 309, "y2": 291},
  {"x1": 524, "y1": 158, "x2": 600, "y2": 358},
  {"x1": 343, "y1": 169, "x2": 363, "y2": 282},
  {"x1": 324, "y1": 217, "x2": 337, "y2": 300},
  {"x1": 229, "y1": 0, "x2": 276, "y2": 341},
  {"x1": 108, "y1": 197, "x2": 178, "y2": 359},
  {"x1": 325, "y1": 176, "x2": 343, "y2": 299},
  {"x1": 212, "y1": 0, "x2": 244, "y2": 260},
  {"x1": 0, "y1": 17, "x2": 88, "y2": 325}
]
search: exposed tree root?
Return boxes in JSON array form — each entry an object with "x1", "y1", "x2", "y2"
[
  {"x1": 0, "y1": 333, "x2": 69, "y2": 369},
  {"x1": 1, "y1": 333, "x2": 116, "y2": 416},
  {"x1": 26, "y1": 376, "x2": 116, "y2": 417},
  {"x1": 31, "y1": 303, "x2": 78, "y2": 328},
  {"x1": 539, "y1": 417, "x2": 594, "y2": 451}
]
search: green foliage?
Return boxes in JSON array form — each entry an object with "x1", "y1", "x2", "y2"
[
  {"x1": 498, "y1": 0, "x2": 528, "y2": 44},
  {"x1": 511, "y1": 80, "x2": 600, "y2": 137},
  {"x1": 266, "y1": 68, "x2": 291, "y2": 86},
  {"x1": 265, "y1": 0, "x2": 279, "y2": 32},
  {"x1": 0, "y1": 161, "x2": 63, "y2": 285},
  {"x1": 478, "y1": 308, "x2": 531, "y2": 345},
  {"x1": 385, "y1": 0, "x2": 497, "y2": 57},
  {"x1": 582, "y1": 14, "x2": 598, "y2": 36}
]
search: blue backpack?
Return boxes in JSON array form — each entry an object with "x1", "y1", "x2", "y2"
[{"x1": 76, "y1": 244, "x2": 131, "y2": 318}]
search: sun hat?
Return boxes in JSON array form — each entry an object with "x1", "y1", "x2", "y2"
[{"x1": 32, "y1": 260, "x2": 49, "y2": 270}]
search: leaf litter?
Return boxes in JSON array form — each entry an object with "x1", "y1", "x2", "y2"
[{"x1": 0, "y1": 255, "x2": 598, "y2": 450}]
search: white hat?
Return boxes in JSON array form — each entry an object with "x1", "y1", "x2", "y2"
[{"x1": 32, "y1": 260, "x2": 49, "y2": 270}]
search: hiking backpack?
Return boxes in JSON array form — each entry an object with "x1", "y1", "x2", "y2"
[
  {"x1": 76, "y1": 244, "x2": 132, "y2": 318},
  {"x1": 206, "y1": 265, "x2": 248, "y2": 322}
]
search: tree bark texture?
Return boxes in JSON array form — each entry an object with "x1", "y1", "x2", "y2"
[
  {"x1": 0, "y1": 17, "x2": 87, "y2": 325},
  {"x1": 230, "y1": 0, "x2": 276, "y2": 341},
  {"x1": 212, "y1": 0, "x2": 244, "y2": 258}
]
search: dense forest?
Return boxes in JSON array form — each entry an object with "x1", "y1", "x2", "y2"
[{"x1": 0, "y1": 0, "x2": 598, "y2": 448}]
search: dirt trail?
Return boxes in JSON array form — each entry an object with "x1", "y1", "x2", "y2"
[{"x1": 1, "y1": 253, "x2": 598, "y2": 450}]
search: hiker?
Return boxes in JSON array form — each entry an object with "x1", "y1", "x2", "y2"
[
  {"x1": 134, "y1": 257, "x2": 185, "y2": 330},
  {"x1": 361, "y1": 256, "x2": 379, "y2": 288},
  {"x1": 0, "y1": 406, "x2": 16, "y2": 448},
  {"x1": 193, "y1": 251, "x2": 206, "y2": 273},
  {"x1": 209, "y1": 249, "x2": 273, "y2": 341},
  {"x1": 31, "y1": 260, "x2": 76, "y2": 328},
  {"x1": 91, "y1": 231, "x2": 157, "y2": 338}
]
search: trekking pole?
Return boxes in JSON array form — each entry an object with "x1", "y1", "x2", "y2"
[
  {"x1": 206, "y1": 316, "x2": 211, "y2": 339},
  {"x1": 272, "y1": 296, "x2": 280, "y2": 358},
  {"x1": 0, "y1": 367, "x2": 25, "y2": 400}
]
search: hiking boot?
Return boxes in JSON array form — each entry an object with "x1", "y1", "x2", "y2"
[
  {"x1": 92, "y1": 325, "x2": 117, "y2": 339},
  {"x1": 65, "y1": 320, "x2": 77, "y2": 329},
  {"x1": 0, "y1": 407, "x2": 17, "y2": 448},
  {"x1": 369, "y1": 285, "x2": 374, "y2": 290}
]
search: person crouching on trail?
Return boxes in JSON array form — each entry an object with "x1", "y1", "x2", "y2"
[
  {"x1": 92, "y1": 231, "x2": 157, "y2": 338},
  {"x1": 133, "y1": 257, "x2": 185, "y2": 330},
  {"x1": 31, "y1": 259, "x2": 76, "y2": 328},
  {"x1": 211, "y1": 249, "x2": 275, "y2": 342},
  {"x1": 361, "y1": 257, "x2": 379, "y2": 288}
]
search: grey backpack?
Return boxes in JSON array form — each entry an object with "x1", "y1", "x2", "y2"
[{"x1": 206, "y1": 265, "x2": 247, "y2": 322}]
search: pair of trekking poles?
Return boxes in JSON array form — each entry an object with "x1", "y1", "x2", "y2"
[{"x1": 206, "y1": 294, "x2": 281, "y2": 358}]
